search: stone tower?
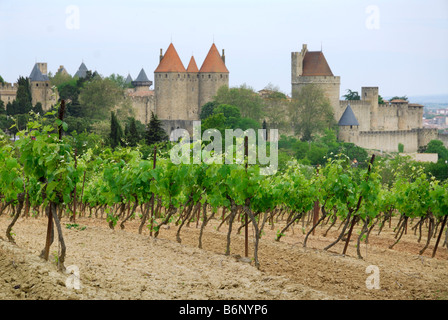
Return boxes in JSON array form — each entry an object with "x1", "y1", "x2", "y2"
[
  {"x1": 361, "y1": 87, "x2": 379, "y2": 130},
  {"x1": 337, "y1": 104, "x2": 359, "y2": 143},
  {"x1": 153, "y1": 43, "x2": 229, "y2": 136},
  {"x1": 29, "y1": 63, "x2": 58, "y2": 111},
  {"x1": 154, "y1": 43, "x2": 188, "y2": 121},
  {"x1": 128, "y1": 68, "x2": 155, "y2": 125},
  {"x1": 198, "y1": 43, "x2": 229, "y2": 110},
  {"x1": 291, "y1": 44, "x2": 341, "y2": 120},
  {"x1": 132, "y1": 68, "x2": 152, "y2": 92}
]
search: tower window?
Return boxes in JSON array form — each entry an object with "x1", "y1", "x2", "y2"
[
  {"x1": 36, "y1": 84, "x2": 38, "y2": 87},
  {"x1": 208, "y1": 74, "x2": 211, "y2": 79},
  {"x1": 220, "y1": 74, "x2": 223, "y2": 79},
  {"x1": 165, "y1": 74, "x2": 168, "y2": 78}
]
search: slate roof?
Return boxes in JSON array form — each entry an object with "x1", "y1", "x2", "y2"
[
  {"x1": 29, "y1": 64, "x2": 49, "y2": 81},
  {"x1": 338, "y1": 104, "x2": 359, "y2": 126},
  {"x1": 125, "y1": 74, "x2": 133, "y2": 84},
  {"x1": 74, "y1": 62, "x2": 88, "y2": 78},
  {"x1": 134, "y1": 68, "x2": 150, "y2": 82}
]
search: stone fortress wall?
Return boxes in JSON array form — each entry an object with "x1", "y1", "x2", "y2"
[{"x1": 292, "y1": 43, "x2": 442, "y2": 153}]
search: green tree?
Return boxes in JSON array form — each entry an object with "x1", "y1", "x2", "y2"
[
  {"x1": 108, "y1": 74, "x2": 133, "y2": 89},
  {"x1": 200, "y1": 101, "x2": 219, "y2": 120},
  {"x1": 340, "y1": 142, "x2": 368, "y2": 165},
  {"x1": 214, "y1": 84, "x2": 264, "y2": 121},
  {"x1": 424, "y1": 160, "x2": 448, "y2": 181},
  {"x1": 236, "y1": 117, "x2": 261, "y2": 131},
  {"x1": 14, "y1": 77, "x2": 32, "y2": 114},
  {"x1": 261, "y1": 84, "x2": 289, "y2": 132},
  {"x1": 109, "y1": 111, "x2": 123, "y2": 149},
  {"x1": 79, "y1": 77, "x2": 124, "y2": 120},
  {"x1": 425, "y1": 140, "x2": 448, "y2": 160},
  {"x1": 378, "y1": 95, "x2": 385, "y2": 105},
  {"x1": 6, "y1": 101, "x2": 15, "y2": 116},
  {"x1": 58, "y1": 81, "x2": 80, "y2": 104},
  {"x1": 64, "y1": 116, "x2": 92, "y2": 134},
  {"x1": 289, "y1": 84, "x2": 335, "y2": 141},
  {"x1": 125, "y1": 117, "x2": 140, "y2": 147},
  {"x1": 50, "y1": 72, "x2": 73, "y2": 88},
  {"x1": 390, "y1": 95, "x2": 408, "y2": 101},
  {"x1": 33, "y1": 102, "x2": 43, "y2": 115},
  {"x1": 0, "y1": 100, "x2": 5, "y2": 115},
  {"x1": 145, "y1": 112, "x2": 168, "y2": 146},
  {"x1": 343, "y1": 89, "x2": 360, "y2": 101}
]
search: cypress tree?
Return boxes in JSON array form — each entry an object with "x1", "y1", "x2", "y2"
[
  {"x1": 15, "y1": 77, "x2": 33, "y2": 114},
  {"x1": 128, "y1": 117, "x2": 140, "y2": 147},
  {"x1": 33, "y1": 102, "x2": 43, "y2": 115},
  {"x1": 0, "y1": 100, "x2": 5, "y2": 115},
  {"x1": 109, "y1": 111, "x2": 123, "y2": 149},
  {"x1": 145, "y1": 112, "x2": 168, "y2": 146}
]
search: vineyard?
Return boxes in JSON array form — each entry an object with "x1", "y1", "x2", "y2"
[{"x1": 0, "y1": 104, "x2": 448, "y2": 300}]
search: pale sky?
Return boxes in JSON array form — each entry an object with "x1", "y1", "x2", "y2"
[{"x1": 1, "y1": 0, "x2": 447, "y2": 98}]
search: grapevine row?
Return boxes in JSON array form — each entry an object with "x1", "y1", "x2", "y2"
[{"x1": 0, "y1": 106, "x2": 447, "y2": 271}]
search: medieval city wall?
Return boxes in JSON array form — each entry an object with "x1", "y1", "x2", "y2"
[
  {"x1": 417, "y1": 128, "x2": 439, "y2": 148},
  {"x1": 438, "y1": 133, "x2": 448, "y2": 148},
  {"x1": 341, "y1": 100, "x2": 371, "y2": 131},
  {"x1": 357, "y1": 130, "x2": 419, "y2": 153},
  {"x1": 128, "y1": 93, "x2": 155, "y2": 125},
  {"x1": 0, "y1": 83, "x2": 17, "y2": 104}
]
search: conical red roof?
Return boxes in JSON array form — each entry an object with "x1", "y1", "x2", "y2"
[
  {"x1": 199, "y1": 43, "x2": 229, "y2": 73},
  {"x1": 186, "y1": 56, "x2": 199, "y2": 72},
  {"x1": 154, "y1": 43, "x2": 186, "y2": 73}
]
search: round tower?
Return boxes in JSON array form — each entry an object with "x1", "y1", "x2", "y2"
[
  {"x1": 337, "y1": 104, "x2": 359, "y2": 144},
  {"x1": 198, "y1": 44, "x2": 229, "y2": 112},
  {"x1": 154, "y1": 43, "x2": 188, "y2": 121},
  {"x1": 131, "y1": 68, "x2": 152, "y2": 92}
]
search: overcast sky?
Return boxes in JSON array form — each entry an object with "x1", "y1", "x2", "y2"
[{"x1": 1, "y1": 0, "x2": 447, "y2": 98}]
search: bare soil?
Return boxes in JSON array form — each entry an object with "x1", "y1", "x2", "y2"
[{"x1": 0, "y1": 213, "x2": 447, "y2": 300}]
